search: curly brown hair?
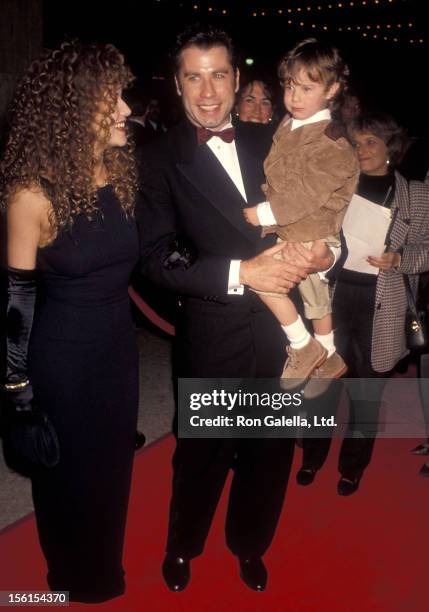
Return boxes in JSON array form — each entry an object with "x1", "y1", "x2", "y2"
[{"x1": 0, "y1": 40, "x2": 137, "y2": 233}]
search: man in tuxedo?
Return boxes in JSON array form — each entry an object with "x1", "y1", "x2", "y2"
[{"x1": 137, "y1": 24, "x2": 335, "y2": 592}]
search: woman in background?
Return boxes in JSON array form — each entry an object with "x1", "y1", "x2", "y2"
[
  {"x1": 299, "y1": 112, "x2": 429, "y2": 494},
  {"x1": 236, "y1": 79, "x2": 275, "y2": 125}
]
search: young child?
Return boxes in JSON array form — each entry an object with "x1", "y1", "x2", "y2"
[{"x1": 244, "y1": 38, "x2": 359, "y2": 389}]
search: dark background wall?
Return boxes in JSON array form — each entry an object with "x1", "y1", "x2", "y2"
[
  {"x1": 0, "y1": 0, "x2": 427, "y2": 134},
  {"x1": 0, "y1": 0, "x2": 43, "y2": 133},
  {"x1": 41, "y1": 0, "x2": 427, "y2": 136}
]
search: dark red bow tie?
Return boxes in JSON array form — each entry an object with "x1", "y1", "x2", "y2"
[{"x1": 196, "y1": 126, "x2": 235, "y2": 145}]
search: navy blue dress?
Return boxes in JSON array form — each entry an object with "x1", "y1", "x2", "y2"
[{"x1": 28, "y1": 186, "x2": 139, "y2": 602}]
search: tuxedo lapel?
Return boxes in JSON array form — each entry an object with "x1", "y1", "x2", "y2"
[
  {"x1": 235, "y1": 136, "x2": 267, "y2": 206},
  {"x1": 176, "y1": 123, "x2": 262, "y2": 245}
]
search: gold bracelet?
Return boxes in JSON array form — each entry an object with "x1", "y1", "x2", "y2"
[{"x1": 2, "y1": 379, "x2": 30, "y2": 391}]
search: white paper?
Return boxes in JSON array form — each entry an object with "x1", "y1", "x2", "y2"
[{"x1": 342, "y1": 193, "x2": 392, "y2": 275}]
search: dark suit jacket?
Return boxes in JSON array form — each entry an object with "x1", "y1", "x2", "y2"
[
  {"x1": 137, "y1": 119, "x2": 288, "y2": 376},
  {"x1": 137, "y1": 119, "x2": 279, "y2": 300},
  {"x1": 136, "y1": 119, "x2": 347, "y2": 375}
]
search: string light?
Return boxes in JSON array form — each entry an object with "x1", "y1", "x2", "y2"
[
  {"x1": 245, "y1": 0, "x2": 400, "y2": 17},
  {"x1": 205, "y1": 2, "x2": 425, "y2": 46}
]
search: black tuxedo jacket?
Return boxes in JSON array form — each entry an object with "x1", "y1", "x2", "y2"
[
  {"x1": 137, "y1": 119, "x2": 279, "y2": 302},
  {"x1": 136, "y1": 119, "x2": 345, "y2": 376},
  {"x1": 137, "y1": 119, "x2": 291, "y2": 376}
]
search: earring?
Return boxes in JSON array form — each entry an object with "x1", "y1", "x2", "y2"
[{"x1": 386, "y1": 159, "x2": 390, "y2": 165}]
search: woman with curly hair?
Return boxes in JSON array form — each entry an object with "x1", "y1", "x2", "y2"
[{"x1": 1, "y1": 40, "x2": 139, "y2": 602}]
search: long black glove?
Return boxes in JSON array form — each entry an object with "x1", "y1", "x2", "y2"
[{"x1": 1, "y1": 267, "x2": 59, "y2": 474}]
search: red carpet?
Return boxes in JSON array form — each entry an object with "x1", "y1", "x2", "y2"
[{"x1": 1, "y1": 434, "x2": 427, "y2": 611}]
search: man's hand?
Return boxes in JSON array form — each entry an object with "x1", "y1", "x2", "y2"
[
  {"x1": 281, "y1": 239, "x2": 334, "y2": 274},
  {"x1": 367, "y1": 251, "x2": 401, "y2": 271},
  {"x1": 239, "y1": 242, "x2": 306, "y2": 294},
  {"x1": 243, "y1": 206, "x2": 260, "y2": 226}
]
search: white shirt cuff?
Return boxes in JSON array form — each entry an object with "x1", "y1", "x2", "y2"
[
  {"x1": 318, "y1": 245, "x2": 340, "y2": 280},
  {"x1": 228, "y1": 260, "x2": 244, "y2": 295},
  {"x1": 256, "y1": 201, "x2": 277, "y2": 226}
]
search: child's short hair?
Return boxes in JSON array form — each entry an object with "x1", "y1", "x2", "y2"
[{"x1": 278, "y1": 38, "x2": 349, "y2": 102}]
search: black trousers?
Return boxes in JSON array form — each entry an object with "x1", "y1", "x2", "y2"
[
  {"x1": 168, "y1": 295, "x2": 295, "y2": 558},
  {"x1": 302, "y1": 278, "x2": 389, "y2": 479}
]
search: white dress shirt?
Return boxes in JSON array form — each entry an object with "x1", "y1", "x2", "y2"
[{"x1": 203, "y1": 121, "x2": 246, "y2": 294}]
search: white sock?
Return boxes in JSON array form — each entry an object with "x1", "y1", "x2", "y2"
[
  {"x1": 282, "y1": 316, "x2": 311, "y2": 350},
  {"x1": 314, "y1": 332, "x2": 336, "y2": 357}
]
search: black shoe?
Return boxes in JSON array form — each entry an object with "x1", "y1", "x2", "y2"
[
  {"x1": 135, "y1": 431, "x2": 146, "y2": 450},
  {"x1": 411, "y1": 443, "x2": 429, "y2": 456},
  {"x1": 296, "y1": 467, "x2": 317, "y2": 486},
  {"x1": 419, "y1": 462, "x2": 429, "y2": 477},
  {"x1": 337, "y1": 475, "x2": 361, "y2": 496},
  {"x1": 162, "y1": 555, "x2": 190, "y2": 592},
  {"x1": 238, "y1": 557, "x2": 267, "y2": 592}
]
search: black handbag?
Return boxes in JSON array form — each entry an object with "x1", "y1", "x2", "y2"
[
  {"x1": 404, "y1": 274, "x2": 429, "y2": 351},
  {"x1": 0, "y1": 393, "x2": 60, "y2": 477},
  {"x1": 402, "y1": 181, "x2": 429, "y2": 352}
]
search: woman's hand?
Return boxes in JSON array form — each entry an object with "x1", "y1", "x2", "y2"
[
  {"x1": 243, "y1": 206, "x2": 260, "y2": 226},
  {"x1": 367, "y1": 252, "x2": 401, "y2": 271}
]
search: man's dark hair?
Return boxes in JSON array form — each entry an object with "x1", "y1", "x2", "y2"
[{"x1": 171, "y1": 23, "x2": 238, "y2": 75}]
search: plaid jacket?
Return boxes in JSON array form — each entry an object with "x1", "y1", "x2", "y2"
[{"x1": 372, "y1": 172, "x2": 429, "y2": 371}]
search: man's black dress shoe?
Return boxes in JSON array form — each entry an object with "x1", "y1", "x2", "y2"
[
  {"x1": 411, "y1": 443, "x2": 429, "y2": 456},
  {"x1": 419, "y1": 461, "x2": 429, "y2": 477},
  {"x1": 296, "y1": 467, "x2": 317, "y2": 486},
  {"x1": 135, "y1": 431, "x2": 146, "y2": 450},
  {"x1": 162, "y1": 555, "x2": 190, "y2": 592},
  {"x1": 337, "y1": 475, "x2": 360, "y2": 496},
  {"x1": 238, "y1": 557, "x2": 267, "y2": 591}
]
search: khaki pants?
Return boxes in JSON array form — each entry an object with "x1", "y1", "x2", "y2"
[{"x1": 254, "y1": 235, "x2": 340, "y2": 320}]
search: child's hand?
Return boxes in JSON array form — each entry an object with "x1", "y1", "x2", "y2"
[{"x1": 243, "y1": 206, "x2": 260, "y2": 226}]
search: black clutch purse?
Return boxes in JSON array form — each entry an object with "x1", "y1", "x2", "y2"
[
  {"x1": 1, "y1": 267, "x2": 60, "y2": 476},
  {"x1": 404, "y1": 274, "x2": 429, "y2": 351},
  {"x1": 1, "y1": 390, "x2": 60, "y2": 477}
]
